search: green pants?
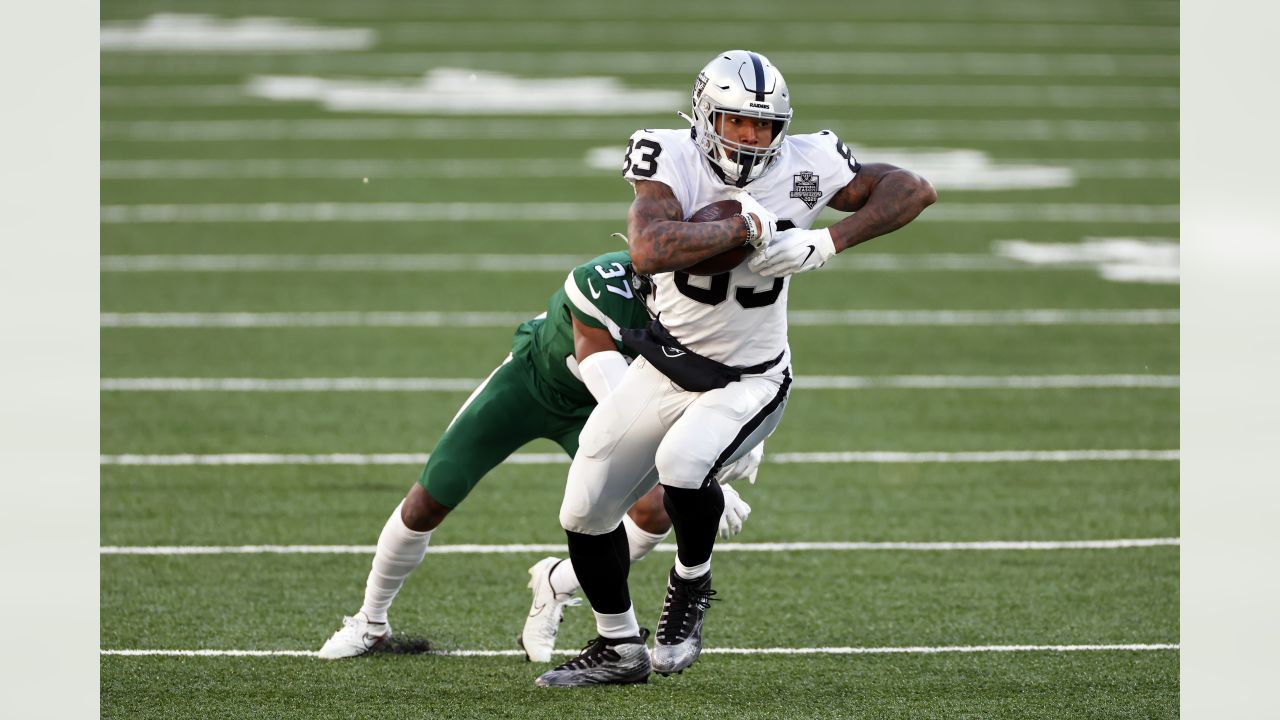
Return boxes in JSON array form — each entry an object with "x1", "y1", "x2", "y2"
[{"x1": 418, "y1": 354, "x2": 593, "y2": 508}]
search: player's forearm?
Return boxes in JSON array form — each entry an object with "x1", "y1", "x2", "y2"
[
  {"x1": 627, "y1": 217, "x2": 750, "y2": 274},
  {"x1": 828, "y1": 170, "x2": 936, "y2": 253}
]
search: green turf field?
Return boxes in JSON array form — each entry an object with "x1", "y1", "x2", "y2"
[{"x1": 101, "y1": 0, "x2": 1178, "y2": 716}]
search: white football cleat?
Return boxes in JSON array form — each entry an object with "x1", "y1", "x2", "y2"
[
  {"x1": 317, "y1": 612, "x2": 391, "y2": 659},
  {"x1": 519, "y1": 557, "x2": 582, "y2": 662}
]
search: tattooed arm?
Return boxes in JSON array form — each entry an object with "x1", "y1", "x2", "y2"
[
  {"x1": 824, "y1": 163, "x2": 937, "y2": 252},
  {"x1": 626, "y1": 180, "x2": 754, "y2": 274}
]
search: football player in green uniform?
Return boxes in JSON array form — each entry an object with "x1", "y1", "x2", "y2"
[{"x1": 318, "y1": 250, "x2": 761, "y2": 662}]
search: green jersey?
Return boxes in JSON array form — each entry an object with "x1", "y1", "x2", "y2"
[{"x1": 510, "y1": 251, "x2": 651, "y2": 411}]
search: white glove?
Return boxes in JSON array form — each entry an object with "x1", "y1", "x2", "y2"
[
  {"x1": 733, "y1": 191, "x2": 777, "y2": 248},
  {"x1": 715, "y1": 443, "x2": 764, "y2": 486},
  {"x1": 748, "y1": 227, "x2": 837, "y2": 277},
  {"x1": 718, "y1": 483, "x2": 752, "y2": 539}
]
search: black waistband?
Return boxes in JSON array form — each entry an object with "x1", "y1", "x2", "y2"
[{"x1": 650, "y1": 320, "x2": 784, "y2": 375}]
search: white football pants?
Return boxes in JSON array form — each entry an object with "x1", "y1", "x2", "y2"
[{"x1": 560, "y1": 355, "x2": 789, "y2": 536}]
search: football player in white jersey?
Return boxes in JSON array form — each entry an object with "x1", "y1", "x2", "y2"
[{"x1": 535, "y1": 50, "x2": 936, "y2": 688}]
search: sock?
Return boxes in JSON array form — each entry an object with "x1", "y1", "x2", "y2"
[
  {"x1": 675, "y1": 558, "x2": 711, "y2": 581},
  {"x1": 551, "y1": 517, "x2": 669, "y2": 595},
  {"x1": 661, "y1": 482, "x2": 724, "y2": 572},
  {"x1": 565, "y1": 524, "x2": 632, "y2": 615},
  {"x1": 358, "y1": 500, "x2": 432, "y2": 623},
  {"x1": 549, "y1": 557, "x2": 580, "y2": 596},
  {"x1": 593, "y1": 604, "x2": 641, "y2": 640},
  {"x1": 623, "y1": 514, "x2": 670, "y2": 563}
]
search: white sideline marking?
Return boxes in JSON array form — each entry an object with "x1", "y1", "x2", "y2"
[
  {"x1": 100, "y1": 643, "x2": 1179, "y2": 658},
  {"x1": 98, "y1": 157, "x2": 1179, "y2": 180},
  {"x1": 99, "y1": 202, "x2": 1179, "y2": 224},
  {"x1": 102, "y1": 82, "x2": 1177, "y2": 110},
  {"x1": 99, "y1": 375, "x2": 1179, "y2": 392},
  {"x1": 98, "y1": 253, "x2": 1026, "y2": 273},
  {"x1": 98, "y1": 50, "x2": 1178, "y2": 77},
  {"x1": 98, "y1": 309, "x2": 1180, "y2": 329},
  {"x1": 995, "y1": 238, "x2": 1179, "y2": 285},
  {"x1": 100, "y1": 119, "x2": 1177, "y2": 143},
  {"x1": 98, "y1": 450, "x2": 1178, "y2": 466},
  {"x1": 100, "y1": 14, "x2": 375, "y2": 52},
  {"x1": 99, "y1": 538, "x2": 1179, "y2": 555}
]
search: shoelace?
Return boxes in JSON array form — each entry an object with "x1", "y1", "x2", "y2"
[
  {"x1": 555, "y1": 637, "x2": 621, "y2": 671},
  {"x1": 657, "y1": 583, "x2": 718, "y2": 644}
]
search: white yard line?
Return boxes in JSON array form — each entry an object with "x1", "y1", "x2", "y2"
[
  {"x1": 99, "y1": 450, "x2": 1178, "y2": 466},
  {"x1": 100, "y1": 119, "x2": 1177, "y2": 143},
  {"x1": 99, "y1": 309, "x2": 1179, "y2": 328},
  {"x1": 97, "y1": 253, "x2": 1032, "y2": 272},
  {"x1": 98, "y1": 157, "x2": 1178, "y2": 180},
  {"x1": 99, "y1": 375, "x2": 1179, "y2": 392},
  {"x1": 101, "y1": 83, "x2": 1177, "y2": 109},
  {"x1": 98, "y1": 202, "x2": 1179, "y2": 224},
  {"x1": 100, "y1": 643, "x2": 1179, "y2": 658},
  {"x1": 99, "y1": 538, "x2": 1179, "y2": 555}
]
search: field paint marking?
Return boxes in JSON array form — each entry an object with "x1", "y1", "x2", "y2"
[
  {"x1": 98, "y1": 50, "x2": 1178, "y2": 77},
  {"x1": 98, "y1": 253, "x2": 1033, "y2": 272},
  {"x1": 99, "y1": 202, "x2": 1178, "y2": 224},
  {"x1": 100, "y1": 643, "x2": 1179, "y2": 658},
  {"x1": 100, "y1": 14, "x2": 375, "y2": 52},
  {"x1": 100, "y1": 118, "x2": 1177, "y2": 143},
  {"x1": 100, "y1": 309, "x2": 1179, "y2": 329},
  {"x1": 99, "y1": 157, "x2": 1179, "y2": 180},
  {"x1": 99, "y1": 450, "x2": 1179, "y2": 466},
  {"x1": 103, "y1": 81, "x2": 1177, "y2": 110},
  {"x1": 995, "y1": 238, "x2": 1179, "y2": 285},
  {"x1": 99, "y1": 538, "x2": 1180, "y2": 555},
  {"x1": 99, "y1": 375, "x2": 1179, "y2": 392}
]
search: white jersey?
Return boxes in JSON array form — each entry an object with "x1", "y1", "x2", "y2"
[{"x1": 621, "y1": 127, "x2": 860, "y2": 366}]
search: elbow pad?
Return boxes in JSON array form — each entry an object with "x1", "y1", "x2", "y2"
[{"x1": 577, "y1": 350, "x2": 630, "y2": 403}]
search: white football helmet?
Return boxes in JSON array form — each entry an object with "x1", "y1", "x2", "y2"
[{"x1": 688, "y1": 50, "x2": 793, "y2": 187}]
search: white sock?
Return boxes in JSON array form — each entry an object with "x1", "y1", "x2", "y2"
[
  {"x1": 623, "y1": 514, "x2": 670, "y2": 563},
  {"x1": 358, "y1": 500, "x2": 432, "y2": 623},
  {"x1": 594, "y1": 604, "x2": 640, "y2": 640},
  {"x1": 674, "y1": 558, "x2": 710, "y2": 581},
  {"x1": 549, "y1": 558, "x2": 581, "y2": 596}
]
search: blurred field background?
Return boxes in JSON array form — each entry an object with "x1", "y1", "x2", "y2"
[{"x1": 100, "y1": 0, "x2": 1178, "y2": 717}]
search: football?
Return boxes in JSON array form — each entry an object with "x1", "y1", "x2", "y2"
[{"x1": 682, "y1": 199, "x2": 754, "y2": 275}]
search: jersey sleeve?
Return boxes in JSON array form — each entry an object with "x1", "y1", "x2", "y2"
[
  {"x1": 621, "y1": 129, "x2": 692, "y2": 210},
  {"x1": 563, "y1": 253, "x2": 639, "y2": 341},
  {"x1": 814, "y1": 129, "x2": 862, "y2": 190}
]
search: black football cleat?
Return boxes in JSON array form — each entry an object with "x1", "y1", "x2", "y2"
[
  {"x1": 534, "y1": 629, "x2": 652, "y2": 687},
  {"x1": 651, "y1": 569, "x2": 717, "y2": 675}
]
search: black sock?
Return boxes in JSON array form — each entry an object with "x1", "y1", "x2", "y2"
[
  {"x1": 565, "y1": 523, "x2": 632, "y2": 615},
  {"x1": 661, "y1": 481, "x2": 724, "y2": 571}
]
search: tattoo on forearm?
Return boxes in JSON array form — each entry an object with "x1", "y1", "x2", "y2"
[{"x1": 629, "y1": 192, "x2": 743, "y2": 272}]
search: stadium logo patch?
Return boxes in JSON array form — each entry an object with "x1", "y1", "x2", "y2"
[{"x1": 790, "y1": 171, "x2": 822, "y2": 209}]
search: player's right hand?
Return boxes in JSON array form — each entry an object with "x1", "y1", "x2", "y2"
[
  {"x1": 718, "y1": 484, "x2": 752, "y2": 539},
  {"x1": 733, "y1": 190, "x2": 777, "y2": 248}
]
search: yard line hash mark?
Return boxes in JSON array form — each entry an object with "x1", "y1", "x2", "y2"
[
  {"x1": 99, "y1": 539, "x2": 1179, "y2": 555},
  {"x1": 99, "y1": 375, "x2": 1179, "y2": 392},
  {"x1": 99, "y1": 309, "x2": 1179, "y2": 328},
  {"x1": 99, "y1": 450, "x2": 1179, "y2": 466},
  {"x1": 100, "y1": 643, "x2": 1179, "y2": 658}
]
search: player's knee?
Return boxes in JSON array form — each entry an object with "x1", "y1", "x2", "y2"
[
  {"x1": 402, "y1": 483, "x2": 451, "y2": 532},
  {"x1": 655, "y1": 437, "x2": 715, "y2": 490},
  {"x1": 626, "y1": 487, "x2": 671, "y2": 534}
]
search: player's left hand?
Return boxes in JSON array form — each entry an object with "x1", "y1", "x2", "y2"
[
  {"x1": 748, "y1": 227, "x2": 836, "y2": 277},
  {"x1": 718, "y1": 484, "x2": 752, "y2": 539}
]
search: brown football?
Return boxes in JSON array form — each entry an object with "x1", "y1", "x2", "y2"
[{"x1": 682, "y1": 199, "x2": 753, "y2": 275}]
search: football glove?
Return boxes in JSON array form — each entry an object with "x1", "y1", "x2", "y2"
[
  {"x1": 715, "y1": 443, "x2": 764, "y2": 486},
  {"x1": 733, "y1": 190, "x2": 778, "y2": 249},
  {"x1": 718, "y1": 484, "x2": 752, "y2": 539},
  {"x1": 747, "y1": 227, "x2": 837, "y2": 277}
]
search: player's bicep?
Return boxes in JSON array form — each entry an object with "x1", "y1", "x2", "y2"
[
  {"x1": 627, "y1": 180, "x2": 683, "y2": 238},
  {"x1": 571, "y1": 315, "x2": 618, "y2": 363},
  {"x1": 827, "y1": 162, "x2": 901, "y2": 212}
]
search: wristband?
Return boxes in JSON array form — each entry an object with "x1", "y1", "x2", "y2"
[{"x1": 737, "y1": 212, "x2": 762, "y2": 248}]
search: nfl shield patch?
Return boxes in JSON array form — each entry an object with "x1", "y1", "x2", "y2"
[{"x1": 790, "y1": 171, "x2": 822, "y2": 209}]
